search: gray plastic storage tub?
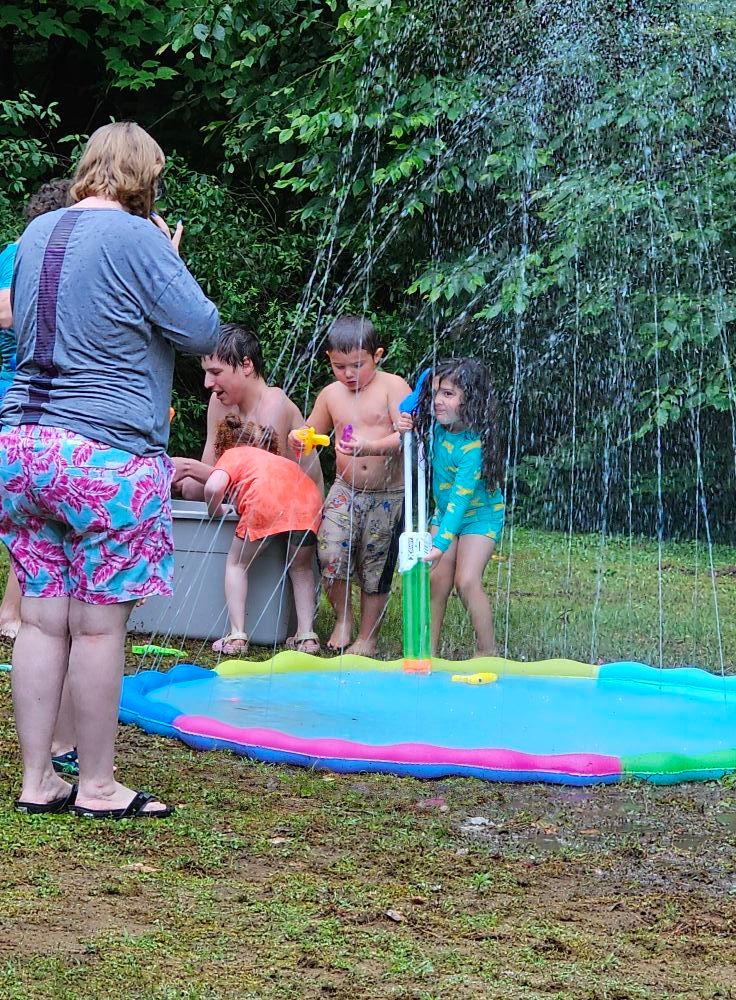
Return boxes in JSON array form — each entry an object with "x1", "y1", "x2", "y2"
[{"x1": 127, "y1": 499, "x2": 296, "y2": 645}]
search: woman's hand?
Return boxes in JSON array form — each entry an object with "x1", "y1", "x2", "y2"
[{"x1": 150, "y1": 212, "x2": 183, "y2": 255}]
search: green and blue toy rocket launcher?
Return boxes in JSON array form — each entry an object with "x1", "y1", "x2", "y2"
[{"x1": 399, "y1": 371, "x2": 432, "y2": 674}]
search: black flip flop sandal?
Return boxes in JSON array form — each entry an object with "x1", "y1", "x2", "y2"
[
  {"x1": 16, "y1": 783, "x2": 78, "y2": 815},
  {"x1": 70, "y1": 790, "x2": 173, "y2": 821}
]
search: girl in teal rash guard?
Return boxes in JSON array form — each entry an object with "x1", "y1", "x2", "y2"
[
  {"x1": 0, "y1": 241, "x2": 18, "y2": 396},
  {"x1": 398, "y1": 358, "x2": 505, "y2": 656}
]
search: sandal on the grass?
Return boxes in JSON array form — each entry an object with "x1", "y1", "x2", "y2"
[
  {"x1": 285, "y1": 631, "x2": 321, "y2": 654},
  {"x1": 70, "y1": 789, "x2": 173, "y2": 821},
  {"x1": 51, "y1": 748, "x2": 79, "y2": 776},
  {"x1": 16, "y1": 782, "x2": 78, "y2": 815},
  {"x1": 211, "y1": 631, "x2": 249, "y2": 655}
]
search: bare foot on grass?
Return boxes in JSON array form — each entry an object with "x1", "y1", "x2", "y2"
[
  {"x1": 344, "y1": 638, "x2": 378, "y2": 657},
  {"x1": 327, "y1": 619, "x2": 353, "y2": 653}
]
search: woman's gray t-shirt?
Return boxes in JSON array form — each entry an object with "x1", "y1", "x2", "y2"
[{"x1": 2, "y1": 207, "x2": 219, "y2": 456}]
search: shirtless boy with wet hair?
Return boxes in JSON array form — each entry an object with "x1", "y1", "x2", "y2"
[
  {"x1": 289, "y1": 315, "x2": 411, "y2": 655},
  {"x1": 172, "y1": 323, "x2": 324, "y2": 497}
]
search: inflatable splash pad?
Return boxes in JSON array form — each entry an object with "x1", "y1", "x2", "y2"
[{"x1": 119, "y1": 653, "x2": 736, "y2": 786}]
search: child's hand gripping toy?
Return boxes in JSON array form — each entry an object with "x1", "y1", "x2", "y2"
[
  {"x1": 295, "y1": 426, "x2": 331, "y2": 455},
  {"x1": 335, "y1": 423, "x2": 357, "y2": 454},
  {"x1": 398, "y1": 370, "x2": 433, "y2": 573},
  {"x1": 399, "y1": 369, "x2": 433, "y2": 674}
]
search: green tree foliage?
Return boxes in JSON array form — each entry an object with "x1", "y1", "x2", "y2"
[
  {"x1": 0, "y1": 1, "x2": 179, "y2": 91},
  {"x1": 3, "y1": 0, "x2": 736, "y2": 537},
  {"x1": 159, "y1": 0, "x2": 736, "y2": 535},
  {"x1": 0, "y1": 94, "x2": 62, "y2": 238}
]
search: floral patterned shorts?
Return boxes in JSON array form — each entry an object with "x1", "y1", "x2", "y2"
[
  {"x1": 317, "y1": 478, "x2": 403, "y2": 595},
  {"x1": 0, "y1": 425, "x2": 174, "y2": 604}
]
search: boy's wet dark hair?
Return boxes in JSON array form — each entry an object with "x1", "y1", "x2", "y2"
[
  {"x1": 24, "y1": 179, "x2": 72, "y2": 225},
  {"x1": 326, "y1": 315, "x2": 380, "y2": 356},
  {"x1": 211, "y1": 323, "x2": 264, "y2": 378}
]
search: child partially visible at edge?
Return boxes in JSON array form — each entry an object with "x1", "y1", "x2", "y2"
[
  {"x1": 205, "y1": 415, "x2": 322, "y2": 657},
  {"x1": 397, "y1": 357, "x2": 505, "y2": 657},
  {"x1": 288, "y1": 316, "x2": 411, "y2": 656}
]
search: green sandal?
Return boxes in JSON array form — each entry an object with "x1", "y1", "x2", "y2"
[{"x1": 51, "y1": 749, "x2": 79, "y2": 776}]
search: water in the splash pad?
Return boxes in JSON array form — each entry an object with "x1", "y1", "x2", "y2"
[{"x1": 145, "y1": 669, "x2": 736, "y2": 757}]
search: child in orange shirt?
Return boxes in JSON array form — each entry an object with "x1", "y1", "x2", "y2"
[{"x1": 205, "y1": 415, "x2": 322, "y2": 655}]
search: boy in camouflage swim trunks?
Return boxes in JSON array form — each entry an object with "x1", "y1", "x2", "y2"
[{"x1": 289, "y1": 317, "x2": 410, "y2": 655}]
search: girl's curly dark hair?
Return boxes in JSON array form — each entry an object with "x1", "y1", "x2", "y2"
[
  {"x1": 214, "y1": 414, "x2": 280, "y2": 461},
  {"x1": 413, "y1": 357, "x2": 504, "y2": 490}
]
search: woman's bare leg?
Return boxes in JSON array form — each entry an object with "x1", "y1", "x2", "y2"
[
  {"x1": 68, "y1": 597, "x2": 168, "y2": 813},
  {"x1": 50, "y1": 676, "x2": 76, "y2": 756},
  {"x1": 13, "y1": 596, "x2": 73, "y2": 804},
  {"x1": 178, "y1": 477, "x2": 205, "y2": 501}
]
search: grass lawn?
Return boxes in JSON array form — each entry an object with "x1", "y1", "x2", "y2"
[
  {"x1": 332, "y1": 526, "x2": 736, "y2": 672},
  {"x1": 2, "y1": 528, "x2": 736, "y2": 999}
]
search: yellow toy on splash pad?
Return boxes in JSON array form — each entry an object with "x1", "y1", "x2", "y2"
[{"x1": 451, "y1": 672, "x2": 498, "y2": 684}]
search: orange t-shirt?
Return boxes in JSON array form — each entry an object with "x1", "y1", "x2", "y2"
[{"x1": 214, "y1": 446, "x2": 323, "y2": 541}]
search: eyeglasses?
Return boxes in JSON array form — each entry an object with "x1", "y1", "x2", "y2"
[{"x1": 154, "y1": 174, "x2": 167, "y2": 201}]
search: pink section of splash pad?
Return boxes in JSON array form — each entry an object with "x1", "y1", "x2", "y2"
[{"x1": 174, "y1": 715, "x2": 622, "y2": 778}]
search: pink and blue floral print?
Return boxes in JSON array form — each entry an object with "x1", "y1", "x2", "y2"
[{"x1": 0, "y1": 425, "x2": 174, "y2": 603}]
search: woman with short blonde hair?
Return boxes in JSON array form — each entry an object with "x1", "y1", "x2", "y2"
[
  {"x1": 0, "y1": 121, "x2": 219, "y2": 819},
  {"x1": 70, "y1": 121, "x2": 165, "y2": 218}
]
